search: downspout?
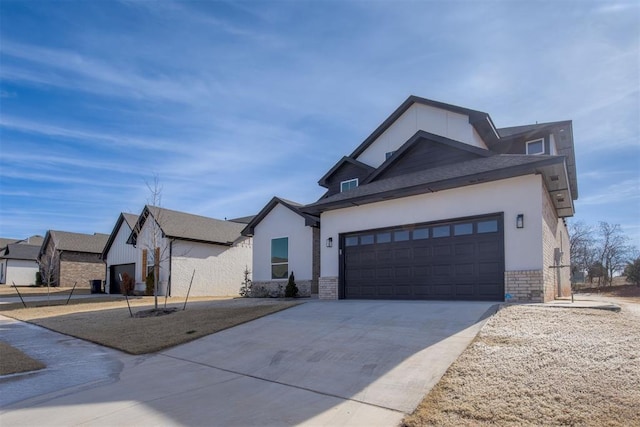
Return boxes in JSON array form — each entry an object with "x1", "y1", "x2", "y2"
[{"x1": 168, "y1": 239, "x2": 173, "y2": 297}]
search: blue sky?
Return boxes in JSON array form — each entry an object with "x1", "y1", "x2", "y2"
[{"x1": 1, "y1": 0, "x2": 639, "y2": 248}]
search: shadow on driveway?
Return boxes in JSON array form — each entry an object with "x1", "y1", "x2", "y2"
[{"x1": 1, "y1": 300, "x2": 497, "y2": 426}]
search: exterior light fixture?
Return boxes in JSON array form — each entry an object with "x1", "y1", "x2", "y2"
[
  {"x1": 326, "y1": 237, "x2": 333, "y2": 248},
  {"x1": 516, "y1": 214, "x2": 524, "y2": 229}
]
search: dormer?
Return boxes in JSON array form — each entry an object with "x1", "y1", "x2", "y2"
[{"x1": 317, "y1": 156, "x2": 375, "y2": 198}]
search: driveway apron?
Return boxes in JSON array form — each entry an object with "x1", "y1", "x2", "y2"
[{"x1": 1, "y1": 300, "x2": 496, "y2": 426}]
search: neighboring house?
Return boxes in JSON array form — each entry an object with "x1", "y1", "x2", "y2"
[
  {"x1": 39, "y1": 231, "x2": 109, "y2": 288},
  {"x1": 243, "y1": 95, "x2": 577, "y2": 303},
  {"x1": 101, "y1": 213, "x2": 140, "y2": 294},
  {"x1": 0, "y1": 236, "x2": 44, "y2": 286},
  {"x1": 126, "y1": 205, "x2": 253, "y2": 297},
  {"x1": 241, "y1": 197, "x2": 320, "y2": 296}
]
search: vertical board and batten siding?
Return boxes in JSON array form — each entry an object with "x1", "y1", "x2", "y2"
[
  {"x1": 104, "y1": 221, "x2": 138, "y2": 292},
  {"x1": 133, "y1": 218, "x2": 170, "y2": 295},
  {"x1": 356, "y1": 103, "x2": 487, "y2": 168},
  {"x1": 321, "y1": 174, "x2": 544, "y2": 279},
  {"x1": 253, "y1": 203, "x2": 315, "y2": 282},
  {"x1": 170, "y1": 239, "x2": 252, "y2": 297}
]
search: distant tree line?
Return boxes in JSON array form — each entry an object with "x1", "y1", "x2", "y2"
[{"x1": 569, "y1": 221, "x2": 639, "y2": 286}]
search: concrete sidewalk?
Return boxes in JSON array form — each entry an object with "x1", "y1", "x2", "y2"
[{"x1": 1, "y1": 300, "x2": 497, "y2": 426}]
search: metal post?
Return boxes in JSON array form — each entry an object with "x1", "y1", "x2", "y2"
[
  {"x1": 183, "y1": 270, "x2": 196, "y2": 311},
  {"x1": 12, "y1": 282, "x2": 27, "y2": 308},
  {"x1": 66, "y1": 281, "x2": 78, "y2": 305}
]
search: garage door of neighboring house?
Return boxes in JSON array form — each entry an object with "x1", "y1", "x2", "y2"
[
  {"x1": 109, "y1": 263, "x2": 135, "y2": 294},
  {"x1": 340, "y1": 214, "x2": 504, "y2": 301}
]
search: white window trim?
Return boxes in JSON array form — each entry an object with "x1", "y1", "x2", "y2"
[
  {"x1": 526, "y1": 138, "x2": 545, "y2": 155},
  {"x1": 340, "y1": 178, "x2": 359, "y2": 192}
]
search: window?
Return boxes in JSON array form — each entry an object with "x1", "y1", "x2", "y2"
[
  {"x1": 377, "y1": 232, "x2": 391, "y2": 243},
  {"x1": 432, "y1": 225, "x2": 450, "y2": 238},
  {"x1": 454, "y1": 223, "x2": 473, "y2": 236},
  {"x1": 385, "y1": 151, "x2": 396, "y2": 160},
  {"x1": 477, "y1": 220, "x2": 498, "y2": 233},
  {"x1": 360, "y1": 234, "x2": 374, "y2": 245},
  {"x1": 526, "y1": 138, "x2": 544, "y2": 155},
  {"x1": 413, "y1": 228, "x2": 429, "y2": 240},
  {"x1": 345, "y1": 236, "x2": 359, "y2": 246},
  {"x1": 271, "y1": 237, "x2": 288, "y2": 279},
  {"x1": 394, "y1": 230, "x2": 410, "y2": 241},
  {"x1": 340, "y1": 178, "x2": 358, "y2": 192}
]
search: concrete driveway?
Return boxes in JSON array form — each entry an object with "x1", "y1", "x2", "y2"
[{"x1": 1, "y1": 300, "x2": 496, "y2": 426}]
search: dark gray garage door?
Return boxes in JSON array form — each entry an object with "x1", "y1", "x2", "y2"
[
  {"x1": 341, "y1": 214, "x2": 504, "y2": 301},
  {"x1": 109, "y1": 263, "x2": 135, "y2": 294}
]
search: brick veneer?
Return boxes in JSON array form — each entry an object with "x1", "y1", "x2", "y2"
[
  {"x1": 319, "y1": 276, "x2": 338, "y2": 300},
  {"x1": 251, "y1": 280, "x2": 312, "y2": 297},
  {"x1": 504, "y1": 270, "x2": 544, "y2": 303}
]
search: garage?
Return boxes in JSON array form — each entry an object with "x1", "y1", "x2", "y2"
[
  {"x1": 340, "y1": 214, "x2": 504, "y2": 301},
  {"x1": 109, "y1": 263, "x2": 135, "y2": 294}
]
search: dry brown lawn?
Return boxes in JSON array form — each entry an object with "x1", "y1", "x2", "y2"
[
  {"x1": 1, "y1": 298, "x2": 300, "y2": 355},
  {"x1": 403, "y1": 303, "x2": 640, "y2": 427},
  {"x1": 0, "y1": 286, "x2": 91, "y2": 298},
  {"x1": 0, "y1": 341, "x2": 45, "y2": 375}
]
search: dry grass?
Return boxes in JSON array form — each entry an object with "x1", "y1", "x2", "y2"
[
  {"x1": 0, "y1": 286, "x2": 91, "y2": 298},
  {"x1": 403, "y1": 304, "x2": 640, "y2": 427},
  {"x1": 2, "y1": 298, "x2": 301, "y2": 355},
  {"x1": 0, "y1": 341, "x2": 45, "y2": 375}
]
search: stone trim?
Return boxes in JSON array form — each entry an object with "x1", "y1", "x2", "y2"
[
  {"x1": 505, "y1": 270, "x2": 544, "y2": 303},
  {"x1": 319, "y1": 276, "x2": 338, "y2": 300},
  {"x1": 251, "y1": 280, "x2": 312, "y2": 298}
]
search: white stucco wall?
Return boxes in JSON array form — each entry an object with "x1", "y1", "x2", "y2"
[
  {"x1": 253, "y1": 203, "x2": 314, "y2": 282},
  {"x1": 3, "y1": 259, "x2": 39, "y2": 286},
  {"x1": 170, "y1": 238, "x2": 252, "y2": 297},
  {"x1": 356, "y1": 103, "x2": 488, "y2": 168},
  {"x1": 104, "y1": 221, "x2": 138, "y2": 291},
  {"x1": 320, "y1": 175, "x2": 544, "y2": 277}
]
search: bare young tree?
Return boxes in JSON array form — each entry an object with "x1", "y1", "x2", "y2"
[
  {"x1": 134, "y1": 176, "x2": 171, "y2": 310},
  {"x1": 38, "y1": 236, "x2": 60, "y2": 304}
]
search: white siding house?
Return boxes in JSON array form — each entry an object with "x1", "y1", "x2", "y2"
[{"x1": 102, "y1": 213, "x2": 139, "y2": 294}]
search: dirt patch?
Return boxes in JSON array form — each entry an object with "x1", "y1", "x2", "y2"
[
  {"x1": 403, "y1": 304, "x2": 640, "y2": 427},
  {"x1": 0, "y1": 341, "x2": 46, "y2": 375},
  {"x1": 2, "y1": 298, "x2": 300, "y2": 355},
  {"x1": 576, "y1": 284, "x2": 640, "y2": 303}
]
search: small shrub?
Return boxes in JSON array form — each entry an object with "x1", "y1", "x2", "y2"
[
  {"x1": 239, "y1": 266, "x2": 252, "y2": 297},
  {"x1": 121, "y1": 272, "x2": 135, "y2": 296},
  {"x1": 285, "y1": 271, "x2": 299, "y2": 298},
  {"x1": 145, "y1": 271, "x2": 155, "y2": 296}
]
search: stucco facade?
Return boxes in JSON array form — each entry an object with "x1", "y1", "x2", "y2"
[
  {"x1": 170, "y1": 239, "x2": 252, "y2": 297},
  {"x1": 251, "y1": 203, "x2": 318, "y2": 297}
]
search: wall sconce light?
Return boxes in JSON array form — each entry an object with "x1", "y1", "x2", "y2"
[
  {"x1": 516, "y1": 214, "x2": 524, "y2": 229},
  {"x1": 326, "y1": 237, "x2": 333, "y2": 248}
]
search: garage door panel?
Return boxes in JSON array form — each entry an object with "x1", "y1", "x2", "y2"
[{"x1": 343, "y1": 214, "x2": 503, "y2": 301}]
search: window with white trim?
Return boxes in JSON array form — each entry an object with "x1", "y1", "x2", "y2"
[
  {"x1": 526, "y1": 138, "x2": 545, "y2": 155},
  {"x1": 340, "y1": 178, "x2": 358, "y2": 192}
]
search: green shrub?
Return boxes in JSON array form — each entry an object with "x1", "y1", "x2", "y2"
[
  {"x1": 284, "y1": 271, "x2": 298, "y2": 298},
  {"x1": 145, "y1": 271, "x2": 155, "y2": 296}
]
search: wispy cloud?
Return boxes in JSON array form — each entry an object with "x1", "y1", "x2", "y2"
[{"x1": 578, "y1": 179, "x2": 640, "y2": 206}]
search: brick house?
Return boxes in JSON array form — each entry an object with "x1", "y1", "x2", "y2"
[{"x1": 39, "y1": 230, "x2": 109, "y2": 288}]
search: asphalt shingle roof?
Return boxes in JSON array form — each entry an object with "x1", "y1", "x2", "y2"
[
  {"x1": 306, "y1": 154, "x2": 564, "y2": 210},
  {"x1": 1, "y1": 243, "x2": 40, "y2": 261},
  {"x1": 49, "y1": 231, "x2": 110, "y2": 254},
  {"x1": 146, "y1": 206, "x2": 246, "y2": 245}
]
